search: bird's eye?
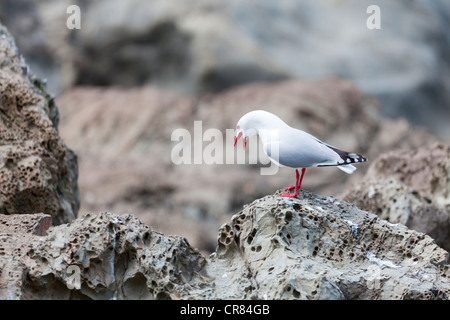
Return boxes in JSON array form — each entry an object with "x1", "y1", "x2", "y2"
[{"x1": 237, "y1": 125, "x2": 240, "y2": 129}]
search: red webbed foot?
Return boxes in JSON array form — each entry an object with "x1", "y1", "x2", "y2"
[
  {"x1": 281, "y1": 168, "x2": 305, "y2": 198},
  {"x1": 280, "y1": 192, "x2": 299, "y2": 198}
]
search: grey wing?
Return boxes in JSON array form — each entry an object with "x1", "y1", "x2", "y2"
[{"x1": 264, "y1": 130, "x2": 341, "y2": 168}]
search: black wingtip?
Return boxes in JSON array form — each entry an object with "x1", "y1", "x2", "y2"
[{"x1": 328, "y1": 146, "x2": 368, "y2": 165}]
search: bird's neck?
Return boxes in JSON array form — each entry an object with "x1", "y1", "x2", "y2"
[
  {"x1": 248, "y1": 115, "x2": 289, "y2": 145},
  {"x1": 256, "y1": 127, "x2": 282, "y2": 145}
]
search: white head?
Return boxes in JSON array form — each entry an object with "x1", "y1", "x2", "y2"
[{"x1": 234, "y1": 110, "x2": 287, "y2": 149}]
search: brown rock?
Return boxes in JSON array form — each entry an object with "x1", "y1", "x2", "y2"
[
  {"x1": 343, "y1": 143, "x2": 450, "y2": 251},
  {"x1": 0, "y1": 213, "x2": 52, "y2": 299},
  {"x1": 0, "y1": 213, "x2": 52, "y2": 236},
  {"x1": 0, "y1": 24, "x2": 79, "y2": 224},
  {"x1": 367, "y1": 142, "x2": 450, "y2": 206}
]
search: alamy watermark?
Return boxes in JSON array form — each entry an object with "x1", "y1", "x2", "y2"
[
  {"x1": 65, "y1": 4, "x2": 380, "y2": 31},
  {"x1": 367, "y1": 5, "x2": 381, "y2": 30},
  {"x1": 170, "y1": 121, "x2": 280, "y2": 175},
  {"x1": 66, "y1": 265, "x2": 81, "y2": 290},
  {"x1": 66, "y1": 5, "x2": 81, "y2": 30}
]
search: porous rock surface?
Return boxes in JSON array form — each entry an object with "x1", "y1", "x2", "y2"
[
  {"x1": 0, "y1": 24, "x2": 79, "y2": 224},
  {"x1": 1, "y1": 191, "x2": 448, "y2": 300},
  {"x1": 342, "y1": 142, "x2": 450, "y2": 251},
  {"x1": 207, "y1": 191, "x2": 449, "y2": 299},
  {"x1": 0, "y1": 212, "x2": 207, "y2": 300},
  {"x1": 0, "y1": 213, "x2": 53, "y2": 299}
]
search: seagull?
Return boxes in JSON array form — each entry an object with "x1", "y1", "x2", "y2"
[{"x1": 233, "y1": 110, "x2": 367, "y2": 197}]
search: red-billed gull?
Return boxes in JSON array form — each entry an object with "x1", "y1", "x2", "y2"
[{"x1": 234, "y1": 110, "x2": 368, "y2": 197}]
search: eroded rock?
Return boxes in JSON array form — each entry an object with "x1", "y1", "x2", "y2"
[
  {"x1": 343, "y1": 143, "x2": 450, "y2": 251},
  {"x1": 207, "y1": 191, "x2": 449, "y2": 299},
  {"x1": 0, "y1": 213, "x2": 52, "y2": 299},
  {"x1": 1, "y1": 212, "x2": 207, "y2": 300},
  {"x1": 0, "y1": 24, "x2": 79, "y2": 224},
  {"x1": 1, "y1": 191, "x2": 448, "y2": 300},
  {"x1": 0, "y1": 213, "x2": 52, "y2": 236}
]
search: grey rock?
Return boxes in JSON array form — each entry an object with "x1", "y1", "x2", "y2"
[
  {"x1": 0, "y1": 212, "x2": 208, "y2": 300},
  {"x1": 342, "y1": 142, "x2": 450, "y2": 251},
  {"x1": 206, "y1": 191, "x2": 449, "y2": 299},
  {"x1": 1, "y1": 191, "x2": 448, "y2": 300}
]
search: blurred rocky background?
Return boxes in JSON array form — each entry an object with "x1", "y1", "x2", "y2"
[
  {"x1": 2, "y1": 0, "x2": 450, "y2": 139},
  {"x1": 0, "y1": 0, "x2": 449, "y2": 254}
]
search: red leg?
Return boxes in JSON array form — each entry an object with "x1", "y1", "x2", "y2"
[
  {"x1": 282, "y1": 169, "x2": 302, "y2": 197},
  {"x1": 281, "y1": 168, "x2": 306, "y2": 197},
  {"x1": 297, "y1": 168, "x2": 306, "y2": 189}
]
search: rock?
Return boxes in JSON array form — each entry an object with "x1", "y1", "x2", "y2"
[
  {"x1": 1, "y1": 191, "x2": 449, "y2": 300},
  {"x1": 56, "y1": 78, "x2": 438, "y2": 252},
  {"x1": 0, "y1": 213, "x2": 52, "y2": 236},
  {"x1": 365, "y1": 142, "x2": 449, "y2": 207},
  {"x1": 0, "y1": 23, "x2": 79, "y2": 224},
  {"x1": 206, "y1": 191, "x2": 449, "y2": 299},
  {"x1": 0, "y1": 212, "x2": 207, "y2": 300},
  {"x1": 342, "y1": 142, "x2": 450, "y2": 251},
  {"x1": 0, "y1": 213, "x2": 53, "y2": 299},
  {"x1": 2, "y1": 0, "x2": 450, "y2": 139}
]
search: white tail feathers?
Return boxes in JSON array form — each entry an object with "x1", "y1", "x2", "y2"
[{"x1": 337, "y1": 164, "x2": 356, "y2": 174}]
